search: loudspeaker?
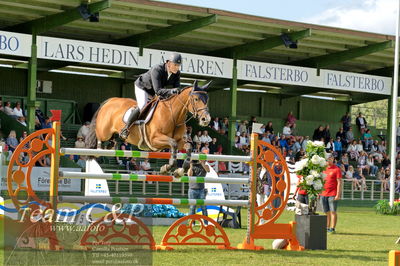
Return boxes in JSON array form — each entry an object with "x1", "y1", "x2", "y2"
[{"x1": 83, "y1": 103, "x2": 100, "y2": 122}]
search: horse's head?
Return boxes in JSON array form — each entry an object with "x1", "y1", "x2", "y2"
[{"x1": 188, "y1": 80, "x2": 211, "y2": 127}]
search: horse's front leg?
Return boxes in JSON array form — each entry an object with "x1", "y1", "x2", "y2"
[{"x1": 152, "y1": 136, "x2": 178, "y2": 174}]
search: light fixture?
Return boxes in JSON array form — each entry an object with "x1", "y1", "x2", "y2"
[
  {"x1": 281, "y1": 33, "x2": 297, "y2": 49},
  {"x1": 78, "y1": 4, "x2": 100, "y2": 22}
]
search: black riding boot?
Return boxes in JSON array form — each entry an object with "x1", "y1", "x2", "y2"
[{"x1": 119, "y1": 107, "x2": 140, "y2": 140}]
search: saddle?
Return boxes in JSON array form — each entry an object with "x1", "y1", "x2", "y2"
[{"x1": 122, "y1": 96, "x2": 159, "y2": 125}]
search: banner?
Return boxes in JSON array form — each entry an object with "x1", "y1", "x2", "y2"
[{"x1": 37, "y1": 36, "x2": 233, "y2": 78}]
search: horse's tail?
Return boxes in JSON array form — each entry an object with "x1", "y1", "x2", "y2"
[{"x1": 85, "y1": 99, "x2": 109, "y2": 149}]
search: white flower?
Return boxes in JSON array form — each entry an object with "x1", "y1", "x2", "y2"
[
  {"x1": 305, "y1": 175, "x2": 314, "y2": 185},
  {"x1": 313, "y1": 179, "x2": 323, "y2": 190},
  {"x1": 319, "y1": 158, "x2": 327, "y2": 167},
  {"x1": 310, "y1": 170, "x2": 320, "y2": 178},
  {"x1": 311, "y1": 155, "x2": 321, "y2": 165},
  {"x1": 312, "y1": 141, "x2": 325, "y2": 147},
  {"x1": 295, "y1": 158, "x2": 308, "y2": 171}
]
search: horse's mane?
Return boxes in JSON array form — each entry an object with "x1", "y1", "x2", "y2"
[{"x1": 159, "y1": 86, "x2": 193, "y2": 102}]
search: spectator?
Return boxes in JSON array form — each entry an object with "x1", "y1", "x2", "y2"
[
  {"x1": 367, "y1": 154, "x2": 378, "y2": 176},
  {"x1": 326, "y1": 139, "x2": 334, "y2": 153},
  {"x1": 0, "y1": 99, "x2": 3, "y2": 112},
  {"x1": 370, "y1": 140, "x2": 383, "y2": 163},
  {"x1": 77, "y1": 121, "x2": 91, "y2": 140},
  {"x1": 201, "y1": 142, "x2": 210, "y2": 154},
  {"x1": 322, "y1": 125, "x2": 331, "y2": 144},
  {"x1": 397, "y1": 122, "x2": 400, "y2": 145},
  {"x1": 340, "y1": 112, "x2": 351, "y2": 132},
  {"x1": 121, "y1": 141, "x2": 131, "y2": 151},
  {"x1": 210, "y1": 117, "x2": 221, "y2": 132},
  {"x1": 345, "y1": 165, "x2": 357, "y2": 191},
  {"x1": 282, "y1": 122, "x2": 291, "y2": 136},
  {"x1": 356, "y1": 112, "x2": 368, "y2": 134},
  {"x1": 286, "y1": 149, "x2": 295, "y2": 164},
  {"x1": 188, "y1": 156, "x2": 210, "y2": 222},
  {"x1": 295, "y1": 148, "x2": 305, "y2": 161},
  {"x1": 265, "y1": 121, "x2": 274, "y2": 135},
  {"x1": 239, "y1": 132, "x2": 249, "y2": 149},
  {"x1": 378, "y1": 140, "x2": 386, "y2": 154},
  {"x1": 13, "y1": 102, "x2": 24, "y2": 118},
  {"x1": 238, "y1": 121, "x2": 247, "y2": 135},
  {"x1": 291, "y1": 137, "x2": 301, "y2": 154},
  {"x1": 200, "y1": 130, "x2": 212, "y2": 144},
  {"x1": 362, "y1": 129, "x2": 373, "y2": 151},
  {"x1": 336, "y1": 128, "x2": 346, "y2": 147},
  {"x1": 184, "y1": 126, "x2": 193, "y2": 144},
  {"x1": 345, "y1": 127, "x2": 354, "y2": 145},
  {"x1": 4, "y1": 101, "x2": 15, "y2": 117},
  {"x1": 193, "y1": 131, "x2": 202, "y2": 146},
  {"x1": 249, "y1": 116, "x2": 257, "y2": 133},
  {"x1": 76, "y1": 156, "x2": 86, "y2": 170},
  {"x1": 193, "y1": 142, "x2": 202, "y2": 153},
  {"x1": 333, "y1": 137, "x2": 343, "y2": 160},
  {"x1": 320, "y1": 156, "x2": 342, "y2": 234},
  {"x1": 301, "y1": 136, "x2": 309, "y2": 151},
  {"x1": 221, "y1": 117, "x2": 229, "y2": 135},
  {"x1": 261, "y1": 132, "x2": 271, "y2": 144},
  {"x1": 19, "y1": 131, "x2": 28, "y2": 145},
  {"x1": 116, "y1": 145, "x2": 129, "y2": 168},
  {"x1": 341, "y1": 153, "x2": 349, "y2": 171},
  {"x1": 377, "y1": 168, "x2": 389, "y2": 191},
  {"x1": 286, "y1": 111, "x2": 296, "y2": 128},
  {"x1": 356, "y1": 140, "x2": 364, "y2": 154},
  {"x1": 381, "y1": 153, "x2": 391, "y2": 169},
  {"x1": 347, "y1": 140, "x2": 359, "y2": 160},
  {"x1": 6, "y1": 130, "x2": 18, "y2": 152},
  {"x1": 209, "y1": 138, "x2": 218, "y2": 154},
  {"x1": 357, "y1": 151, "x2": 370, "y2": 175},
  {"x1": 41, "y1": 116, "x2": 52, "y2": 129},
  {"x1": 17, "y1": 116, "x2": 27, "y2": 127},
  {"x1": 127, "y1": 158, "x2": 139, "y2": 171},
  {"x1": 279, "y1": 135, "x2": 289, "y2": 152},
  {"x1": 140, "y1": 159, "x2": 152, "y2": 172},
  {"x1": 75, "y1": 136, "x2": 86, "y2": 149},
  {"x1": 355, "y1": 167, "x2": 367, "y2": 191},
  {"x1": 313, "y1": 125, "x2": 325, "y2": 141}
]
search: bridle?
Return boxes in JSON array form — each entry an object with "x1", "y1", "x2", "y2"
[{"x1": 168, "y1": 87, "x2": 209, "y2": 127}]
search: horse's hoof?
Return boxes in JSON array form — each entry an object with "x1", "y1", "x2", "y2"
[
  {"x1": 160, "y1": 164, "x2": 171, "y2": 175},
  {"x1": 173, "y1": 168, "x2": 185, "y2": 178}
]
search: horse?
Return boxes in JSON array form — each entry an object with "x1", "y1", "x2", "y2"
[{"x1": 85, "y1": 80, "x2": 211, "y2": 174}]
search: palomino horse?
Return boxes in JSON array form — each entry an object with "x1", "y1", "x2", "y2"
[{"x1": 85, "y1": 80, "x2": 211, "y2": 173}]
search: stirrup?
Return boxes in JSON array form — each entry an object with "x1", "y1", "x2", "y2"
[{"x1": 119, "y1": 128, "x2": 129, "y2": 140}]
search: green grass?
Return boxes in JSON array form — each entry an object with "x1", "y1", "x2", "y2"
[{"x1": 0, "y1": 200, "x2": 399, "y2": 266}]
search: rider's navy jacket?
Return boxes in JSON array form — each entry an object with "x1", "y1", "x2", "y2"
[{"x1": 135, "y1": 63, "x2": 180, "y2": 98}]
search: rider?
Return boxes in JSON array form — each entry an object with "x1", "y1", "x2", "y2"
[{"x1": 119, "y1": 52, "x2": 182, "y2": 140}]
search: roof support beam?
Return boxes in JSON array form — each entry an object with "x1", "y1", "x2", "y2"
[
  {"x1": 364, "y1": 66, "x2": 393, "y2": 77},
  {"x1": 291, "y1": 40, "x2": 394, "y2": 68},
  {"x1": 115, "y1": 14, "x2": 217, "y2": 50},
  {"x1": 4, "y1": 0, "x2": 111, "y2": 34},
  {"x1": 207, "y1": 29, "x2": 311, "y2": 58}
]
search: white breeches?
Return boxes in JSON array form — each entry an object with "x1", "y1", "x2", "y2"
[{"x1": 135, "y1": 85, "x2": 151, "y2": 110}]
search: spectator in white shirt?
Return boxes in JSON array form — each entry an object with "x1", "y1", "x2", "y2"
[
  {"x1": 282, "y1": 122, "x2": 291, "y2": 136},
  {"x1": 4, "y1": 101, "x2": 15, "y2": 118},
  {"x1": 210, "y1": 117, "x2": 220, "y2": 132},
  {"x1": 239, "y1": 132, "x2": 249, "y2": 148},
  {"x1": 17, "y1": 116, "x2": 27, "y2": 127},
  {"x1": 193, "y1": 131, "x2": 202, "y2": 146},
  {"x1": 397, "y1": 122, "x2": 400, "y2": 144},
  {"x1": 77, "y1": 121, "x2": 91, "y2": 140},
  {"x1": 13, "y1": 102, "x2": 24, "y2": 118},
  {"x1": 199, "y1": 130, "x2": 212, "y2": 144}
]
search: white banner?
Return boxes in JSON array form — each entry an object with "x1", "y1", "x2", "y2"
[
  {"x1": 237, "y1": 60, "x2": 391, "y2": 95},
  {"x1": 0, "y1": 30, "x2": 31, "y2": 57},
  {"x1": 321, "y1": 69, "x2": 391, "y2": 95},
  {"x1": 37, "y1": 36, "x2": 232, "y2": 78},
  {"x1": 1, "y1": 166, "x2": 81, "y2": 192}
]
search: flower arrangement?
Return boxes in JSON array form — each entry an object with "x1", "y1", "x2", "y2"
[{"x1": 295, "y1": 141, "x2": 327, "y2": 214}]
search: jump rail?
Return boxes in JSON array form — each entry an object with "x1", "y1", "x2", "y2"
[
  {"x1": 59, "y1": 171, "x2": 249, "y2": 184},
  {"x1": 58, "y1": 195, "x2": 250, "y2": 207},
  {"x1": 60, "y1": 147, "x2": 251, "y2": 162}
]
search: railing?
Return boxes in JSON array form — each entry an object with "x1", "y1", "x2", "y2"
[{"x1": 341, "y1": 179, "x2": 399, "y2": 200}]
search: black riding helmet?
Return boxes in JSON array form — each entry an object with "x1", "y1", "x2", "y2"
[{"x1": 167, "y1": 52, "x2": 182, "y2": 64}]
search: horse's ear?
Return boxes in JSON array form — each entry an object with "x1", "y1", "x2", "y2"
[
  {"x1": 192, "y1": 80, "x2": 198, "y2": 89},
  {"x1": 200, "y1": 81, "x2": 212, "y2": 90}
]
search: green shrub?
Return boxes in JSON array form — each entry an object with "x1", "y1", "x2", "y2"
[{"x1": 374, "y1": 200, "x2": 400, "y2": 215}]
